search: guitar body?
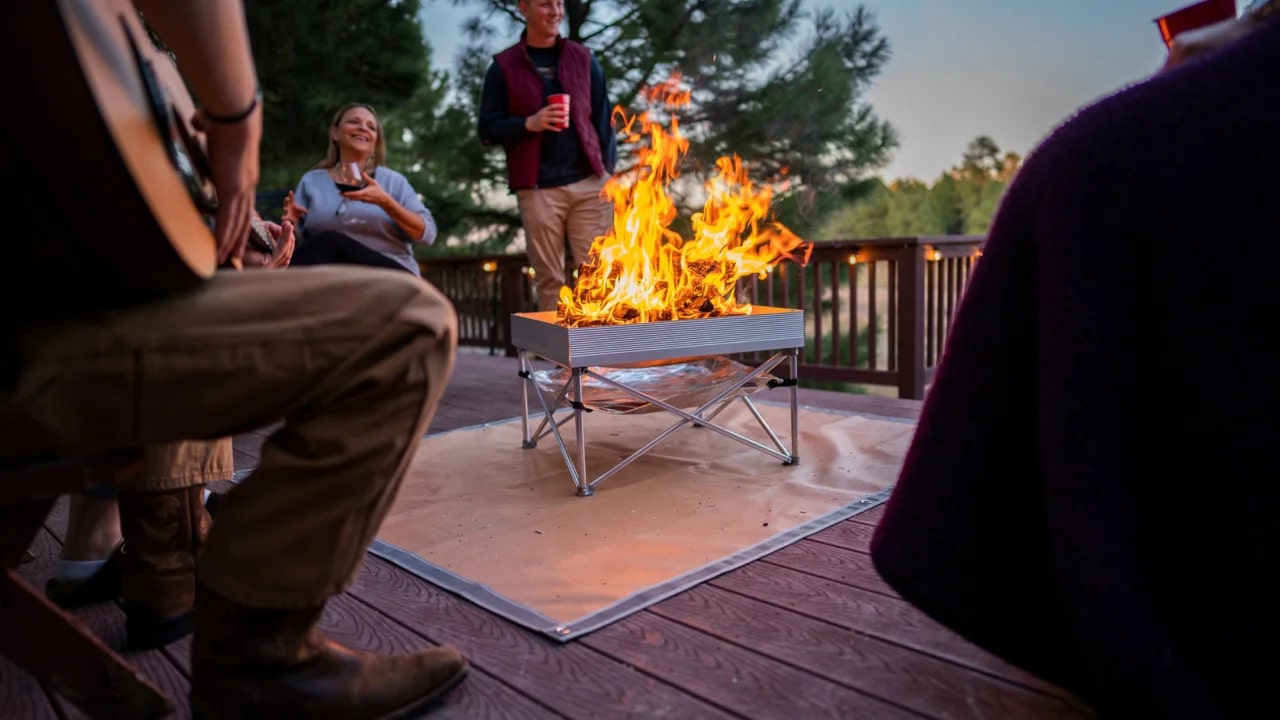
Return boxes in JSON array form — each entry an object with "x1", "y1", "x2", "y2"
[{"x1": 1, "y1": 0, "x2": 217, "y2": 312}]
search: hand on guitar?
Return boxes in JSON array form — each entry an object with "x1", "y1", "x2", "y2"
[
  {"x1": 192, "y1": 103, "x2": 263, "y2": 267},
  {"x1": 241, "y1": 218, "x2": 295, "y2": 269}
]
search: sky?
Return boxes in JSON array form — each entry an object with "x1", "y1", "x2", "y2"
[{"x1": 417, "y1": 0, "x2": 1221, "y2": 181}]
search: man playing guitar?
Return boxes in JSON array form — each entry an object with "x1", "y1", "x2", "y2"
[{"x1": 0, "y1": 1, "x2": 468, "y2": 718}]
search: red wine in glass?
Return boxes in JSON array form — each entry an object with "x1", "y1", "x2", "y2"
[{"x1": 333, "y1": 161, "x2": 366, "y2": 193}]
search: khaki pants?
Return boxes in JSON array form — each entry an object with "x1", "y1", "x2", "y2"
[
  {"x1": 111, "y1": 438, "x2": 235, "y2": 492},
  {"x1": 517, "y1": 174, "x2": 612, "y2": 312},
  {"x1": 6, "y1": 266, "x2": 457, "y2": 608}
]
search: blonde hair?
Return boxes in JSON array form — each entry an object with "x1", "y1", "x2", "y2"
[{"x1": 314, "y1": 102, "x2": 386, "y2": 172}]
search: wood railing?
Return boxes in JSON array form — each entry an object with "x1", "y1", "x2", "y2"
[
  {"x1": 419, "y1": 235, "x2": 984, "y2": 399},
  {"x1": 255, "y1": 187, "x2": 983, "y2": 396}
]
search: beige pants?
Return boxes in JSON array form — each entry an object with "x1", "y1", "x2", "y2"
[
  {"x1": 110, "y1": 438, "x2": 235, "y2": 492},
  {"x1": 6, "y1": 266, "x2": 457, "y2": 608},
  {"x1": 517, "y1": 174, "x2": 612, "y2": 311}
]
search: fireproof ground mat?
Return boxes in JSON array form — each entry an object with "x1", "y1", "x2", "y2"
[{"x1": 370, "y1": 400, "x2": 915, "y2": 641}]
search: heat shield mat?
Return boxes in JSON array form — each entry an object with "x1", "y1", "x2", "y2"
[{"x1": 370, "y1": 400, "x2": 915, "y2": 641}]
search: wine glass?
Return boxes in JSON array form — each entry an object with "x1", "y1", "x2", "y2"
[{"x1": 333, "y1": 161, "x2": 365, "y2": 193}]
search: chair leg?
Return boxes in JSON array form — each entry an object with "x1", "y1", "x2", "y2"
[{"x1": 1, "y1": 568, "x2": 173, "y2": 720}]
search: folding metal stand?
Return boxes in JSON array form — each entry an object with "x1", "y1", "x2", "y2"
[{"x1": 517, "y1": 348, "x2": 800, "y2": 496}]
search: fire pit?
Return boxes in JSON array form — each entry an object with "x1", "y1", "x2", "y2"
[
  {"x1": 515, "y1": 74, "x2": 811, "y2": 495},
  {"x1": 513, "y1": 309, "x2": 803, "y2": 496}
]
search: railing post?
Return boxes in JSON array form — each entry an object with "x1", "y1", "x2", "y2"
[
  {"x1": 897, "y1": 243, "x2": 927, "y2": 399},
  {"x1": 499, "y1": 262, "x2": 526, "y2": 357}
]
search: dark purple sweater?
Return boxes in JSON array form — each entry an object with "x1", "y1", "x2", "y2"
[{"x1": 870, "y1": 17, "x2": 1280, "y2": 719}]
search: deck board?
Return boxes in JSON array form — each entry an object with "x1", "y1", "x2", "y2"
[
  {"x1": 580, "y1": 612, "x2": 922, "y2": 719},
  {"x1": 351, "y1": 555, "x2": 736, "y2": 719},
  {"x1": 646, "y1": 584, "x2": 1062, "y2": 719},
  {"x1": 3, "y1": 350, "x2": 1093, "y2": 718}
]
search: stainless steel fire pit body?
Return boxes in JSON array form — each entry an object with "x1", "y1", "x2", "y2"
[
  {"x1": 511, "y1": 306, "x2": 805, "y2": 367},
  {"x1": 511, "y1": 308, "x2": 805, "y2": 496}
]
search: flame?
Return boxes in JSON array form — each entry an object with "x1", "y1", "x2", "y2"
[{"x1": 556, "y1": 73, "x2": 812, "y2": 328}]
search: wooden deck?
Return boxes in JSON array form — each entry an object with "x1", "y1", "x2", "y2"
[{"x1": 5, "y1": 351, "x2": 1093, "y2": 719}]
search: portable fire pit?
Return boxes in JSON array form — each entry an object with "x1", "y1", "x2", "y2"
[{"x1": 511, "y1": 307, "x2": 805, "y2": 496}]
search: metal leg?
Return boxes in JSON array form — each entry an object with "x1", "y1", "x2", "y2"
[
  {"x1": 787, "y1": 347, "x2": 800, "y2": 465},
  {"x1": 572, "y1": 367, "x2": 592, "y2": 496},
  {"x1": 519, "y1": 350, "x2": 535, "y2": 449}
]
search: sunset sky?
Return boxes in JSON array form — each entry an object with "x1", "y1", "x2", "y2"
[{"x1": 418, "y1": 0, "x2": 1228, "y2": 181}]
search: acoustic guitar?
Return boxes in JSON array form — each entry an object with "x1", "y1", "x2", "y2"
[{"x1": 0, "y1": 0, "x2": 271, "y2": 310}]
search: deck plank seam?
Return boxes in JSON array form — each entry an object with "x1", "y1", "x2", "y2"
[
  {"x1": 704, "y1": 576, "x2": 1073, "y2": 704},
  {"x1": 632, "y1": 605, "x2": 937, "y2": 720}
]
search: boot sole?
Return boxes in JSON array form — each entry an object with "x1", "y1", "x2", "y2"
[
  {"x1": 190, "y1": 659, "x2": 470, "y2": 720},
  {"x1": 375, "y1": 659, "x2": 471, "y2": 720}
]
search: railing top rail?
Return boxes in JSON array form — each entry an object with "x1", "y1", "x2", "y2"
[
  {"x1": 819, "y1": 235, "x2": 986, "y2": 249},
  {"x1": 417, "y1": 235, "x2": 987, "y2": 268},
  {"x1": 419, "y1": 254, "x2": 531, "y2": 267}
]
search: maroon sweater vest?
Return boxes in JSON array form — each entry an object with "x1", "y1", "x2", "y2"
[{"x1": 493, "y1": 36, "x2": 604, "y2": 189}]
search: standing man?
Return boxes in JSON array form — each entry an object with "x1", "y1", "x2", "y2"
[{"x1": 479, "y1": 0, "x2": 618, "y2": 312}]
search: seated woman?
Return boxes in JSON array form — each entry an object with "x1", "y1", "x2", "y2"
[{"x1": 284, "y1": 102, "x2": 436, "y2": 276}]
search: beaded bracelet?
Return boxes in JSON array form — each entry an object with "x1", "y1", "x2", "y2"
[{"x1": 203, "y1": 90, "x2": 262, "y2": 125}]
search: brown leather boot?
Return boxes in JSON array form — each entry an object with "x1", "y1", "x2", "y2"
[
  {"x1": 116, "y1": 484, "x2": 210, "y2": 649},
  {"x1": 190, "y1": 584, "x2": 469, "y2": 720}
]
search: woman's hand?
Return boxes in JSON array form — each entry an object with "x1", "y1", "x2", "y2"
[
  {"x1": 341, "y1": 171, "x2": 394, "y2": 209},
  {"x1": 343, "y1": 170, "x2": 430, "y2": 241},
  {"x1": 282, "y1": 190, "x2": 309, "y2": 225}
]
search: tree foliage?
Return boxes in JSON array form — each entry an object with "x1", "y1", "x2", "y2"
[
  {"x1": 397, "y1": 0, "x2": 898, "y2": 250},
  {"x1": 819, "y1": 136, "x2": 1022, "y2": 240},
  {"x1": 248, "y1": 1, "x2": 903, "y2": 254},
  {"x1": 246, "y1": 0, "x2": 431, "y2": 188}
]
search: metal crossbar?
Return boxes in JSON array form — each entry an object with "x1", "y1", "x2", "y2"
[{"x1": 517, "y1": 349, "x2": 801, "y2": 496}]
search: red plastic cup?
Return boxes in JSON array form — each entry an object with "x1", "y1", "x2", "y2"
[
  {"x1": 547, "y1": 93, "x2": 570, "y2": 129},
  {"x1": 1154, "y1": 0, "x2": 1238, "y2": 48}
]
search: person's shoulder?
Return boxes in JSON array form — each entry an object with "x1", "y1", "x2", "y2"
[
  {"x1": 494, "y1": 41, "x2": 522, "y2": 60},
  {"x1": 375, "y1": 166, "x2": 412, "y2": 186},
  {"x1": 558, "y1": 38, "x2": 594, "y2": 58},
  {"x1": 295, "y1": 167, "x2": 328, "y2": 188}
]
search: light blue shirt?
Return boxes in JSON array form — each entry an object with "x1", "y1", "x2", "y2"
[{"x1": 293, "y1": 166, "x2": 436, "y2": 275}]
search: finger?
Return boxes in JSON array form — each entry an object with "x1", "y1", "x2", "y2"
[{"x1": 215, "y1": 198, "x2": 252, "y2": 264}]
